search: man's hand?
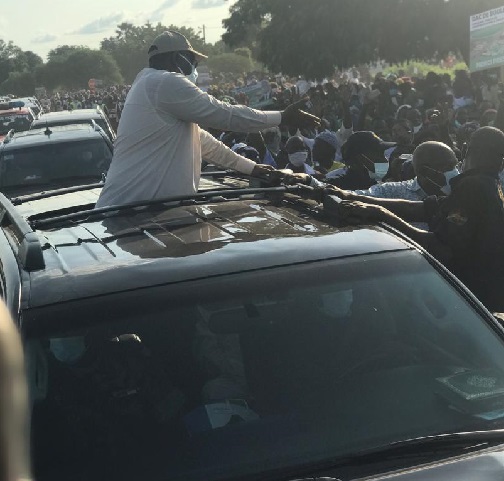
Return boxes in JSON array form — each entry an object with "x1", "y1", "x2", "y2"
[
  {"x1": 251, "y1": 164, "x2": 275, "y2": 180},
  {"x1": 324, "y1": 185, "x2": 352, "y2": 200},
  {"x1": 324, "y1": 197, "x2": 390, "y2": 224},
  {"x1": 282, "y1": 173, "x2": 313, "y2": 185},
  {"x1": 281, "y1": 98, "x2": 321, "y2": 129}
]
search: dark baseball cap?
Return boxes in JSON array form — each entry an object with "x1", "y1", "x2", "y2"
[
  {"x1": 342, "y1": 131, "x2": 396, "y2": 160},
  {"x1": 148, "y1": 30, "x2": 208, "y2": 61}
]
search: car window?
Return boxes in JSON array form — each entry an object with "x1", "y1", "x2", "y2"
[
  {"x1": 26, "y1": 251, "x2": 504, "y2": 481},
  {"x1": 0, "y1": 139, "x2": 112, "y2": 189},
  {"x1": 0, "y1": 112, "x2": 33, "y2": 136}
]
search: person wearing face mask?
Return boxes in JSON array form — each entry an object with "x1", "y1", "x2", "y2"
[
  {"x1": 315, "y1": 142, "x2": 458, "y2": 230},
  {"x1": 325, "y1": 131, "x2": 394, "y2": 190},
  {"x1": 285, "y1": 131, "x2": 394, "y2": 189},
  {"x1": 324, "y1": 126, "x2": 504, "y2": 312},
  {"x1": 96, "y1": 31, "x2": 320, "y2": 208},
  {"x1": 285, "y1": 136, "x2": 317, "y2": 175}
]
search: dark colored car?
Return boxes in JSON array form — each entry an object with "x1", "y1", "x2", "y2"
[
  {"x1": 0, "y1": 105, "x2": 37, "y2": 142},
  {"x1": 31, "y1": 107, "x2": 116, "y2": 142},
  {"x1": 0, "y1": 123, "x2": 112, "y2": 197},
  {"x1": 1, "y1": 178, "x2": 504, "y2": 480}
]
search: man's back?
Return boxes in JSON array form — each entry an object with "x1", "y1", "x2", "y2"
[
  {"x1": 426, "y1": 170, "x2": 504, "y2": 310},
  {"x1": 96, "y1": 68, "x2": 200, "y2": 208}
]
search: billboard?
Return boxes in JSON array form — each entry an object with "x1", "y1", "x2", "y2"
[{"x1": 470, "y1": 6, "x2": 504, "y2": 72}]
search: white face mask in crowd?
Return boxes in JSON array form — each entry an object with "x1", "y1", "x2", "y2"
[
  {"x1": 361, "y1": 154, "x2": 388, "y2": 181},
  {"x1": 371, "y1": 162, "x2": 389, "y2": 181},
  {"x1": 424, "y1": 166, "x2": 460, "y2": 195},
  {"x1": 288, "y1": 151, "x2": 309, "y2": 167}
]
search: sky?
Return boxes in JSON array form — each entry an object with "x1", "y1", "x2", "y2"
[{"x1": 1, "y1": 0, "x2": 231, "y2": 61}]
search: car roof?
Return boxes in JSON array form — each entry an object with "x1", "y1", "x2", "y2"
[
  {"x1": 9, "y1": 184, "x2": 412, "y2": 308},
  {"x1": 1, "y1": 124, "x2": 106, "y2": 149},
  {"x1": 33, "y1": 109, "x2": 104, "y2": 124}
]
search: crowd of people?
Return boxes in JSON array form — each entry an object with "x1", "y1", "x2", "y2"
[{"x1": 31, "y1": 32, "x2": 504, "y2": 316}]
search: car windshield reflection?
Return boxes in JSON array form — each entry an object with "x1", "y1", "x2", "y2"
[{"x1": 27, "y1": 251, "x2": 504, "y2": 481}]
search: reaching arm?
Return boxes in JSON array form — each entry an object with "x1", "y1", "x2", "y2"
[
  {"x1": 156, "y1": 73, "x2": 282, "y2": 132},
  {"x1": 324, "y1": 197, "x2": 453, "y2": 262},
  {"x1": 199, "y1": 128, "x2": 256, "y2": 175},
  {"x1": 330, "y1": 187, "x2": 428, "y2": 222}
]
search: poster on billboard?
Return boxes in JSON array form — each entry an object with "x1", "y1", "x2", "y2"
[{"x1": 470, "y1": 6, "x2": 504, "y2": 72}]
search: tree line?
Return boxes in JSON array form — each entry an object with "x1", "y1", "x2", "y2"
[
  {"x1": 222, "y1": 0, "x2": 504, "y2": 79},
  {"x1": 0, "y1": 23, "x2": 252, "y2": 96},
  {"x1": 1, "y1": 0, "x2": 502, "y2": 95}
]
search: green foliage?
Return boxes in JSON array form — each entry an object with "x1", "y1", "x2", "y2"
[
  {"x1": 206, "y1": 52, "x2": 253, "y2": 75},
  {"x1": 222, "y1": 0, "x2": 504, "y2": 78},
  {"x1": 0, "y1": 39, "x2": 42, "y2": 86},
  {"x1": 384, "y1": 61, "x2": 469, "y2": 79},
  {"x1": 233, "y1": 47, "x2": 252, "y2": 58},
  {"x1": 0, "y1": 71, "x2": 37, "y2": 96},
  {"x1": 41, "y1": 49, "x2": 123, "y2": 90}
]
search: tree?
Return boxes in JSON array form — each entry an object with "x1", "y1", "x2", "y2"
[
  {"x1": 0, "y1": 71, "x2": 37, "y2": 96},
  {"x1": 0, "y1": 39, "x2": 25, "y2": 85},
  {"x1": 206, "y1": 52, "x2": 253, "y2": 75},
  {"x1": 47, "y1": 45, "x2": 88, "y2": 63},
  {"x1": 40, "y1": 48, "x2": 123, "y2": 90},
  {"x1": 222, "y1": 0, "x2": 503, "y2": 78}
]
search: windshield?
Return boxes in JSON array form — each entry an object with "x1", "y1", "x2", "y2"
[
  {"x1": 0, "y1": 112, "x2": 33, "y2": 136},
  {"x1": 0, "y1": 139, "x2": 112, "y2": 191},
  {"x1": 26, "y1": 251, "x2": 504, "y2": 481}
]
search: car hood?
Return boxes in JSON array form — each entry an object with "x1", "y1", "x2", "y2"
[{"x1": 369, "y1": 445, "x2": 504, "y2": 480}]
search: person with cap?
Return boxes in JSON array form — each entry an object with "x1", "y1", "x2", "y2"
[
  {"x1": 324, "y1": 131, "x2": 395, "y2": 190},
  {"x1": 96, "y1": 30, "x2": 319, "y2": 208},
  {"x1": 325, "y1": 126, "x2": 504, "y2": 312}
]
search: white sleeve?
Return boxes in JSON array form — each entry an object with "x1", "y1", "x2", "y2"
[
  {"x1": 156, "y1": 73, "x2": 282, "y2": 132},
  {"x1": 200, "y1": 129, "x2": 257, "y2": 175}
]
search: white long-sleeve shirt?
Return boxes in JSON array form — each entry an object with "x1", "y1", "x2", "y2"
[{"x1": 96, "y1": 68, "x2": 282, "y2": 207}]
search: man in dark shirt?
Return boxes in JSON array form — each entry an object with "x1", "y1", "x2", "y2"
[
  {"x1": 324, "y1": 126, "x2": 504, "y2": 312},
  {"x1": 325, "y1": 131, "x2": 395, "y2": 190}
]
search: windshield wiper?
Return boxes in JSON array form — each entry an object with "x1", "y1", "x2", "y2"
[{"x1": 231, "y1": 430, "x2": 504, "y2": 481}]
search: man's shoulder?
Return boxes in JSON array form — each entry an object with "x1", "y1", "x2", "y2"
[{"x1": 452, "y1": 172, "x2": 499, "y2": 201}]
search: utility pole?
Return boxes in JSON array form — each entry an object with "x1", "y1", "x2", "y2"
[{"x1": 202, "y1": 24, "x2": 206, "y2": 44}]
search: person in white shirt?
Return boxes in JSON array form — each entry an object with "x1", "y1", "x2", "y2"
[{"x1": 96, "y1": 31, "x2": 319, "y2": 208}]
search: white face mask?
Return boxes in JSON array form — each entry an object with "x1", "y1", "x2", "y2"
[
  {"x1": 178, "y1": 54, "x2": 198, "y2": 85},
  {"x1": 441, "y1": 168, "x2": 460, "y2": 195},
  {"x1": 424, "y1": 166, "x2": 460, "y2": 195},
  {"x1": 187, "y1": 67, "x2": 198, "y2": 85},
  {"x1": 288, "y1": 151, "x2": 309, "y2": 167},
  {"x1": 50, "y1": 337, "x2": 86, "y2": 364},
  {"x1": 366, "y1": 162, "x2": 389, "y2": 181}
]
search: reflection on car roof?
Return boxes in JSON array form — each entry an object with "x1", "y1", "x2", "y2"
[{"x1": 15, "y1": 190, "x2": 411, "y2": 308}]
